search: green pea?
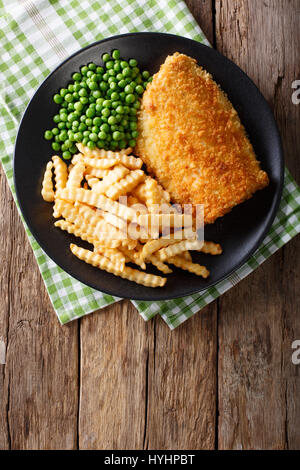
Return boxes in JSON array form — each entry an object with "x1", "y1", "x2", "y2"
[
  {"x1": 133, "y1": 100, "x2": 140, "y2": 109},
  {"x1": 116, "y1": 105, "x2": 124, "y2": 114},
  {"x1": 100, "y1": 82, "x2": 109, "y2": 91},
  {"x1": 125, "y1": 94, "x2": 135, "y2": 104},
  {"x1": 67, "y1": 103, "x2": 74, "y2": 111},
  {"x1": 72, "y1": 72, "x2": 81, "y2": 81},
  {"x1": 101, "y1": 108, "x2": 110, "y2": 117},
  {"x1": 83, "y1": 130, "x2": 90, "y2": 137},
  {"x1": 98, "y1": 131, "x2": 107, "y2": 140},
  {"x1": 74, "y1": 101, "x2": 83, "y2": 112},
  {"x1": 68, "y1": 84, "x2": 74, "y2": 92},
  {"x1": 93, "y1": 90, "x2": 102, "y2": 99},
  {"x1": 53, "y1": 114, "x2": 60, "y2": 123},
  {"x1": 79, "y1": 88, "x2": 88, "y2": 97},
  {"x1": 120, "y1": 61, "x2": 128, "y2": 69},
  {"x1": 81, "y1": 66, "x2": 88, "y2": 75},
  {"x1": 112, "y1": 49, "x2": 120, "y2": 60},
  {"x1": 88, "y1": 62, "x2": 96, "y2": 71},
  {"x1": 99, "y1": 123, "x2": 109, "y2": 133},
  {"x1": 142, "y1": 70, "x2": 150, "y2": 79},
  {"x1": 131, "y1": 67, "x2": 139, "y2": 77},
  {"x1": 74, "y1": 132, "x2": 83, "y2": 141},
  {"x1": 87, "y1": 140, "x2": 96, "y2": 149},
  {"x1": 118, "y1": 139, "x2": 127, "y2": 149},
  {"x1": 92, "y1": 117, "x2": 102, "y2": 127},
  {"x1": 106, "y1": 60, "x2": 114, "y2": 69},
  {"x1": 70, "y1": 145, "x2": 77, "y2": 153},
  {"x1": 52, "y1": 127, "x2": 59, "y2": 136},
  {"x1": 60, "y1": 88, "x2": 68, "y2": 97},
  {"x1": 64, "y1": 93, "x2": 73, "y2": 103},
  {"x1": 59, "y1": 130, "x2": 68, "y2": 141},
  {"x1": 78, "y1": 122, "x2": 87, "y2": 132},
  {"x1": 118, "y1": 79, "x2": 126, "y2": 89},
  {"x1": 82, "y1": 137, "x2": 89, "y2": 145},
  {"x1": 129, "y1": 121, "x2": 137, "y2": 130},
  {"x1": 135, "y1": 85, "x2": 144, "y2": 94},
  {"x1": 128, "y1": 139, "x2": 136, "y2": 147},
  {"x1": 85, "y1": 118, "x2": 93, "y2": 127},
  {"x1": 52, "y1": 142, "x2": 60, "y2": 151},
  {"x1": 88, "y1": 81, "x2": 98, "y2": 91},
  {"x1": 58, "y1": 122, "x2": 66, "y2": 129},
  {"x1": 108, "y1": 116, "x2": 116, "y2": 125},
  {"x1": 44, "y1": 130, "x2": 53, "y2": 140},
  {"x1": 97, "y1": 140, "x2": 105, "y2": 148},
  {"x1": 112, "y1": 131, "x2": 122, "y2": 141},
  {"x1": 116, "y1": 73, "x2": 123, "y2": 81},
  {"x1": 102, "y1": 53, "x2": 110, "y2": 62},
  {"x1": 124, "y1": 106, "x2": 131, "y2": 114},
  {"x1": 73, "y1": 83, "x2": 81, "y2": 92},
  {"x1": 86, "y1": 108, "x2": 95, "y2": 118},
  {"x1": 89, "y1": 133, "x2": 98, "y2": 142},
  {"x1": 62, "y1": 151, "x2": 71, "y2": 159},
  {"x1": 54, "y1": 135, "x2": 60, "y2": 143},
  {"x1": 80, "y1": 96, "x2": 88, "y2": 104},
  {"x1": 96, "y1": 66, "x2": 104, "y2": 74},
  {"x1": 122, "y1": 67, "x2": 131, "y2": 77},
  {"x1": 53, "y1": 94, "x2": 63, "y2": 104},
  {"x1": 124, "y1": 84, "x2": 134, "y2": 94},
  {"x1": 101, "y1": 100, "x2": 110, "y2": 109},
  {"x1": 114, "y1": 62, "x2": 121, "y2": 73},
  {"x1": 89, "y1": 96, "x2": 96, "y2": 103},
  {"x1": 131, "y1": 130, "x2": 139, "y2": 138},
  {"x1": 129, "y1": 58, "x2": 138, "y2": 67}
]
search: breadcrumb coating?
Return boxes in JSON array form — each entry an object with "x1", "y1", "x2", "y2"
[{"x1": 135, "y1": 53, "x2": 269, "y2": 224}]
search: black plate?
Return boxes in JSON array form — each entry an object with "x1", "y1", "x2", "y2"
[{"x1": 14, "y1": 32, "x2": 284, "y2": 301}]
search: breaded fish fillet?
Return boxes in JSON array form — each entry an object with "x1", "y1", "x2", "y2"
[{"x1": 135, "y1": 53, "x2": 269, "y2": 224}]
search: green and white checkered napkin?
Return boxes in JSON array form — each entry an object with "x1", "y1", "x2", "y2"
[{"x1": 1, "y1": 0, "x2": 300, "y2": 329}]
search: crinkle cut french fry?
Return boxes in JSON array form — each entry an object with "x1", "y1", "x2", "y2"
[
  {"x1": 147, "y1": 255, "x2": 173, "y2": 274},
  {"x1": 93, "y1": 244, "x2": 125, "y2": 271},
  {"x1": 105, "y1": 169, "x2": 146, "y2": 200},
  {"x1": 120, "y1": 246, "x2": 146, "y2": 270},
  {"x1": 97, "y1": 209, "x2": 128, "y2": 232},
  {"x1": 76, "y1": 143, "x2": 132, "y2": 158},
  {"x1": 158, "y1": 239, "x2": 204, "y2": 261},
  {"x1": 57, "y1": 187, "x2": 139, "y2": 222},
  {"x1": 54, "y1": 219, "x2": 95, "y2": 245},
  {"x1": 168, "y1": 256, "x2": 209, "y2": 278},
  {"x1": 41, "y1": 161, "x2": 55, "y2": 202},
  {"x1": 141, "y1": 230, "x2": 197, "y2": 260},
  {"x1": 70, "y1": 244, "x2": 166, "y2": 287},
  {"x1": 138, "y1": 213, "x2": 193, "y2": 229},
  {"x1": 132, "y1": 181, "x2": 147, "y2": 203},
  {"x1": 66, "y1": 162, "x2": 85, "y2": 189},
  {"x1": 85, "y1": 167, "x2": 110, "y2": 178},
  {"x1": 85, "y1": 175, "x2": 100, "y2": 188},
  {"x1": 55, "y1": 199, "x2": 124, "y2": 246},
  {"x1": 52, "y1": 155, "x2": 68, "y2": 190},
  {"x1": 199, "y1": 241, "x2": 222, "y2": 255},
  {"x1": 92, "y1": 164, "x2": 129, "y2": 194},
  {"x1": 144, "y1": 177, "x2": 163, "y2": 212}
]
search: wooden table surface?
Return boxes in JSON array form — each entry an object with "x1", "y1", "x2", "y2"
[{"x1": 1, "y1": 0, "x2": 300, "y2": 450}]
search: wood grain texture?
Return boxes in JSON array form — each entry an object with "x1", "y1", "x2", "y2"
[
  {"x1": 1, "y1": 0, "x2": 300, "y2": 450},
  {"x1": 215, "y1": 0, "x2": 300, "y2": 450},
  {"x1": 145, "y1": 306, "x2": 217, "y2": 450},
  {"x1": 0, "y1": 167, "x2": 79, "y2": 450},
  {"x1": 79, "y1": 301, "x2": 151, "y2": 450}
]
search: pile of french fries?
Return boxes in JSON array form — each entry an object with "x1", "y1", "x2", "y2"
[{"x1": 41, "y1": 143, "x2": 222, "y2": 288}]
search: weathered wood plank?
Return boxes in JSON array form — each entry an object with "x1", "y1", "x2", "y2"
[
  {"x1": 79, "y1": 301, "x2": 151, "y2": 449},
  {"x1": 216, "y1": 0, "x2": 300, "y2": 449},
  {"x1": 0, "y1": 167, "x2": 79, "y2": 450},
  {"x1": 146, "y1": 306, "x2": 217, "y2": 450}
]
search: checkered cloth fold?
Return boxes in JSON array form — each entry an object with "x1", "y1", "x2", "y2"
[{"x1": 1, "y1": 0, "x2": 300, "y2": 329}]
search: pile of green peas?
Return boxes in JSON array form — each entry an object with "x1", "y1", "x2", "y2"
[{"x1": 44, "y1": 49, "x2": 152, "y2": 160}]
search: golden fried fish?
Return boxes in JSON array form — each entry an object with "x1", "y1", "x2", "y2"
[{"x1": 135, "y1": 53, "x2": 269, "y2": 224}]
